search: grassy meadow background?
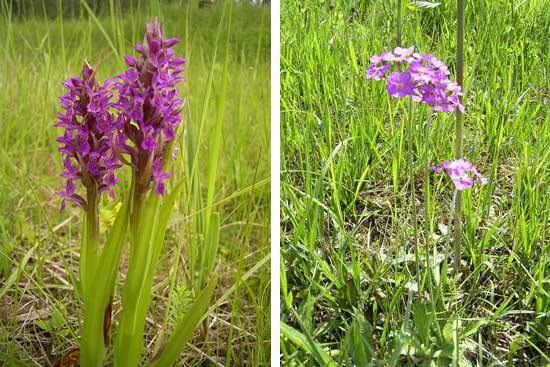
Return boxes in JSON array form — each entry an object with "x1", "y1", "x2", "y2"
[
  {"x1": 281, "y1": 0, "x2": 549, "y2": 365},
  {"x1": 0, "y1": 0, "x2": 270, "y2": 365}
]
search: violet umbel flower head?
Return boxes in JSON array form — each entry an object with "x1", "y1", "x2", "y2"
[
  {"x1": 432, "y1": 159, "x2": 488, "y2": 191},
  {"x1": 55, "y1": 62, "x2": 121, "y2": 212},
  {"x1": 114, "y1": 18, "x2": 185, "y2": 196},
  {"x1": 365, "y1": 46, "x2": 464, "y2": 112}
]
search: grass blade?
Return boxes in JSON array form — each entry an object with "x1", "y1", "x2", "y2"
[
  {"x1": 280, "y1": 321, "x2": 337, "y2": 367},
  {"x1": 149, "y1": 278, "x2": 218, "y2": 367}
]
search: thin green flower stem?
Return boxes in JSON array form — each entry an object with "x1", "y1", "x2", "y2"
[
  {"x1": 423, "y1": 109, "x2": 443, "y2": 332},
  {"x1": 407, "y1": 97, "x2": 421, "y2": 289},
  {"x1": 454, "y1": 0, "x2": 465, "y2": 276},
  {"x1": 424, "y1": 107, "x2": 434, "y2": 283}
]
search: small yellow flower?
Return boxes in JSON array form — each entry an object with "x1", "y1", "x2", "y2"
[{"x1": 99, "y1": 201, "x2": 122, "y2": 233}]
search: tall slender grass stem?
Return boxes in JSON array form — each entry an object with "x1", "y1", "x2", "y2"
[
  {"x1": 396, "y1": 0, "x2": 402, "y2": 47},
  {"x1": 454, "y1": 0, "x2": 465, "y2": 276}
]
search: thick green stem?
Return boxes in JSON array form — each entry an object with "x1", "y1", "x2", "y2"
[
  {"x1": 454, "y1": 0, "x2": 465, "y2": 275},
  {"x1": 83, "y1": 188, "x2": 99, "y2": 297},
  {"x1": 130, "y1": 174, "x2": 144, "y2": 248},
  {"x1": 80, "y1": 187, "x2": 105, "y2": 367}
]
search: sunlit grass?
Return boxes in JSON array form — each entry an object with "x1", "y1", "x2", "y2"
[
  {"x1": 0, "y1": 1, "x2": 270, "y2": 365},
  {"x1": 280, "y1": 1, "x2": 549, "y2": 365}
]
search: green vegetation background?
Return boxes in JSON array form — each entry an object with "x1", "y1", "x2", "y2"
[
  {"x1": 281, "y1": 1, "x2": 549, "y2": 366},
  {"x1": 0, "y1": 1, "x2": 270, "y2": 366}
]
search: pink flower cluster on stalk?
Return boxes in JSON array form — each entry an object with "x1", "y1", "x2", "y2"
[
  {"x1": 366, "y1": 46, "x2": 464, "y2": 113},
  {"x1": 365, "y1": 46, "x2": 488, "y2": 191},
  {"x1": 114, "y1": 19, "x2": 186, "y2": 196},
  {"x1": 55, "y1": 19, "x2": 186, "y2": 211},
  {"x1": 55, "y1": 63, "x2": 120, "y2": 212},
  {"x1": 432, "y1": 159, "x2": 488, "y2": 191}
]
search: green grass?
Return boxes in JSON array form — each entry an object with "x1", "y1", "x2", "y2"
[
  {"x1": 281, "y1": 1, "x2": 549, "y2": 365},
  {"x1": 0, "y1": 1, "x2": 270, "y2": 366}
]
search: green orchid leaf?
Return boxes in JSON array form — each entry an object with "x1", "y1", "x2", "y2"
[{"x1": 114, "y1": 181, "x2": 184, "y2": 367}]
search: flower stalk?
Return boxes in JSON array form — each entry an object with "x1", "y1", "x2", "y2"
[
  {"x1": 454, "y1": 0, "x2": 466, "y2": 273},
  {"x1": 365, "y1": 46, "x2": 475, "y2": 289},
  {"x1": 80, "y1": 187, "x2": 105, "y2": 367},
  {"x1": 83, "y1": 184, "x2": 100, "y2": 288},
  {"x1": 423, "y1": 107, "x2": 434, "y2": 275},
  {"x1": 407, "y1": 97, "x2": 421, "y2": 285}
]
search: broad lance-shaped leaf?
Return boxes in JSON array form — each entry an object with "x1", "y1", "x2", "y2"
[
  {"x1": 97, "y1": 197, "x2": 130, "y2": 342},
  {"x1": 149, "y1": 278, "x2": 218, "y2": 367},
  {"x1": 280, "y1": 321, "x2": 337, "y2": 367},
  {"x1": 80, "y1": 198, "x2": 129, "y2": 367},
  {"x1": 413, "y1": 301, "x2": 434, "y2": 346},
  {"x1": 114, "y1": 195, "x2": 161, "y2": 367},
  {"x1": 114, "y1": 181, "x2": 184, "y2": 367},
  {"x1": 97, "y1": 197, "x2": 130, "y2": 302},
  {"x1": 341, "y1": 312, "x2": 376, "y2": 366}
]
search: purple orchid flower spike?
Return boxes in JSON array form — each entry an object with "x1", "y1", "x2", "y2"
[
  {"x1": 55, "y1": 62, "x2": 120, "y2": 212},
  {"x1": 113, "y1": 18, "x2": 185, "y2": 196},
  {"x1": 432, "y1": 159, "x2": 488, "y2": 191},
  {"x1": 365, "y1": 46, "x2": 465, "y2": 112}
]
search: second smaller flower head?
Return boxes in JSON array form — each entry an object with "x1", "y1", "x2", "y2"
[{"x1": 432, "y1": 159, "x2": 488, "y2": 191}]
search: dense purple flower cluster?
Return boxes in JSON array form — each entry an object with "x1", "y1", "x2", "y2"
[
  {"x1": 55, "y1": 20, "x2": 186, "y2": 210},
  {"x1": 113, "y1": 19, "x2": 185, "y2": 196},
  {"x1": 55, "y1": 63, "x2": 120, "y2": 212},
  {"x1": 366, "y1": 46, "x2": 464, "y2": 113},
  {"x1": 432, "y1": 159, "x2": 488, "y2": 191}
]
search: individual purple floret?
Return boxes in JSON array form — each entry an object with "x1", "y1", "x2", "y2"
[
  {"x1": 365, "y1": 46, "x2": 464, "y2": 112},
  {"x1": 393, "y1": 46, "x2": 414, "y2": 61},
  {"x1": 386, "y1": 71, "x2": 415, "y2": 98},
  {"x1": 113, "y1": 18, "x2": 185, "y2": 196},
  {"x1": 432, "y1": 159, "x2": 488, "y2": 191},
  {"x1": 55, "y1": 62, "x2": 120, "y2": 212},
  {"x1": 366, "y1": 55, "x2": 391, "y2": 80}
]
